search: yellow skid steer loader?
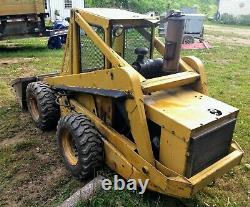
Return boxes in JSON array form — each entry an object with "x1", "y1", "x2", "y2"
[{"x1": 12, "y1": 9, "x2": 243, "y2": 198}]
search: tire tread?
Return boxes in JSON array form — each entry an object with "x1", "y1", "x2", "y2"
[
  {"x1": 57, "y1": 114, "x2": 103, "y2": 180},
  {"x1": 26, "y1": 81, "x2": 60, "y2": 130}
]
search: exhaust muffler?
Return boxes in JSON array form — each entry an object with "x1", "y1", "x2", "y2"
[{"x1": 162, "y1": 11, "x2": 185, "y2": 74}]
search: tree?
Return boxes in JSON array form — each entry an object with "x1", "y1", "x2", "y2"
[{"x1": 85, "y1": 0, "x2": 217, "y2": 15}]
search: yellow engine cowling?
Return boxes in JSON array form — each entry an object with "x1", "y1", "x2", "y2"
[{"x1": 144, "y1": 87, "x2": 239, "y2": 178}]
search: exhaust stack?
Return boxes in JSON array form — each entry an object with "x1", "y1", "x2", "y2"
[{"x1": 162, "y1": 12, "x2": 185, "y2": 74}]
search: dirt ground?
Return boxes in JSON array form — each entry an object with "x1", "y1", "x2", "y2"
[
  {"x1": 204, "y1": 24, "x2": 250, "y2": 46},
  {"x1": 205, "y1": 24, "x2": 250, "y2": 36},
  {"x1": 0, "y1": 110, "x2": 80, "y2": 206},
  {"x1": 0, "y1": 47, "x2": 82, "y2": 206}
]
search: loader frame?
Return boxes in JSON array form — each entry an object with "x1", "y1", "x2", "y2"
[{"x1": 13, "y1": 9, "x2": 243, "y2": 198}]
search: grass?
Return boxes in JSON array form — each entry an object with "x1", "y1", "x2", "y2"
[
  {"x1": 0, "y1": 38, "x2": 79, "y2": 207},
  {"x1": 0, "y1": 23, "x2": 249, "y2": 206},
  {"x1": 205, "y1": 20, "x2": 250, "y2": 29},
  {"x1": 78, "y1": 189, "x2": 191, "y2": 207},
  {"x1": 204, "y1": 29, "x2": 250, "y2": 40}
]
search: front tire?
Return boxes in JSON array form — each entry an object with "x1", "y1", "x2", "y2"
[
  {"x1": 57, "y1": 114, "x2": 103, "y2": 180},
  {"x1": 26, "y1": 81, "x2": 60, "y2": 130}
]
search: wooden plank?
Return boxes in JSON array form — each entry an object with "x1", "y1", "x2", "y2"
[
  {"x1": 141, "y1": 72, "x2": 200, "y2": 93},
  {"x1": 59, "y1": 176, "x2": 105, "y2": 207}
]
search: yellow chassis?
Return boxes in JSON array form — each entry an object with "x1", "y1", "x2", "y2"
[{"x1": 42, "y1": 9, "x2": 243, "y2": 198}]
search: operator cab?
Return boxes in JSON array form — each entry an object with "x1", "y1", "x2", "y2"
[
  {"x1": 79, "y1": 8, "x2": 166, "y2": 78},
  {"x1": 110, "y1": 20, "x2": 165, "y2": 79}
]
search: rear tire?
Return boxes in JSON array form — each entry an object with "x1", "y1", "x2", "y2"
[
  {"x1": 57, "y1": 114, "x2": 103, "y2": 180},
  {"x1": 26, "y1": 81, "x2": 60, "y2": 130}
]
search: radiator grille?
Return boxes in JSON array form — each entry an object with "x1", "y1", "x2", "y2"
[{"x1": 186, "y1": 119, "x2": 236, "y2": 178}]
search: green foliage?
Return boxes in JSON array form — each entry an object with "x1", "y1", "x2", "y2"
[
  {"x1": 84, "y1": 0, "x2": 167, "y2": 13},
  {"x1": 85, "y1": 0, "x2": 217, "y2": 15},
  {"x1": 166, "y1": 0, "x2": 217, "y2": 15},
  {"x1": 220, "y1": 13, "x2": 250, "y2": 26},
  {"x1": 238, "y1": 15, "x2": 250, "y2": 26}
]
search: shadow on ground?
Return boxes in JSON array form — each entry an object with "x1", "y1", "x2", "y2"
[{"x1": 0, "y1": 45, "x2": 49, "y2": 52}]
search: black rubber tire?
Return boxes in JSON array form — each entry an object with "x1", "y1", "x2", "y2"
[
  {"x1": 26, "y1": 81, "x2": 60, "y2": 130},
  {"x1": 57, "y1": 114, "x2": 103, "y2": 180}
]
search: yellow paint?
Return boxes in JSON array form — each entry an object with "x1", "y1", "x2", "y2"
[
  {"x1": 181, "y1": 56, "x2": 208, "y2": 95},
  {"x1": 160, "y1": 128, "x2": 188, "y2": 175},
  {"x1": 144, "y1": 88, "x2": 238, "y2": 141},
  {"x1": 42, "y1": 9, "x2": 243, "y2": 198}
]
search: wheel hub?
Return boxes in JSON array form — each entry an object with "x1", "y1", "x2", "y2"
[
  {"x1": 62, "y1": 131, "x2": 78, "y2": 166},
  {"x1": 29, "y1": 96, "x2": 40, "y2": 121}
]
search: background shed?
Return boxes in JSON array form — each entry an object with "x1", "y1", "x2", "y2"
[
  {"x1": 45, "y1": 0, "x2": 85, "y2": 21},
  {"x1": 218, "y1": 0, "x2": 250, "y2": 16}
]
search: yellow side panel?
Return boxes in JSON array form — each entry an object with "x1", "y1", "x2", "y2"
[
  {"x1": 159, "y1": 128, "x2": 188, "y2": 175},
  {"x1": 76, "y1": 94, "x2": 96, "y2": 115},
  {"x1": 95, "y1": 96, "x2": 113, "y2": 126}
]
